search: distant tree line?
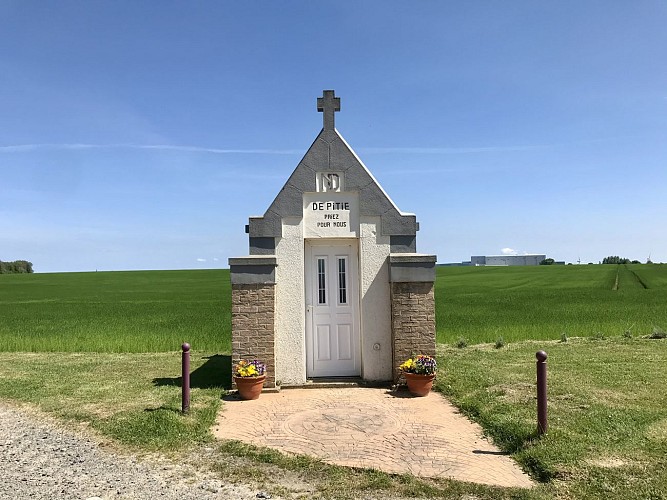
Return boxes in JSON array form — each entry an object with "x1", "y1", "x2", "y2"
[
  {"x1": 602, "y1": 256, "x2": 630, "y2": 264},
  {"x1": 601, "y1": 256, "x2": 645, "y2": 265},
  {"x1": 0, "y1": 260, "x2": 34, "y2": 274},
  {"x1": 602, "y1": 256, "x2": 627, "y2": 264}
]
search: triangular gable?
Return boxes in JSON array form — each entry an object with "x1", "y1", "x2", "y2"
[{"x1": 248, "y1": 93, "x2": 417, "y2": 243}]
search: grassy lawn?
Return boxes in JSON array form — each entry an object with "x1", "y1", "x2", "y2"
[
  {"x1": 0, "y1": 351, "x2": 228, "y2": 449},
  {"x1": 2, "y1": 350, "x2": 535, "y2": 499},
  {"x1": 438, "y1": 337, "x2": 667, "y2": 499},
  {"x1": 3, "y1": 337, "x2": 666, "y2": 498}
]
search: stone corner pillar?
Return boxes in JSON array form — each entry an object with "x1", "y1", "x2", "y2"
[
  {"x1": 229, "y1": 256, "x2": 278, "y2": 389},
  {"x1": 389, "y1": 254, "x2": 437, "y2": 382}
]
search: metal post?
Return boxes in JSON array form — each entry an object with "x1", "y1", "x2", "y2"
[
  {"x1": 536, "y1": 350, "x2": 548, "y2": 435},
  {"x1": 182, "y1": 343, "x2": 191, "y2": 414}
]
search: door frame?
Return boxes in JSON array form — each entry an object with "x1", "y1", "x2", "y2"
[{"x1": 304, "y1": 238, "x2": 361, "y2": 378}]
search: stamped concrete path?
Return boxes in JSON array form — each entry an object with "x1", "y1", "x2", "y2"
[{"x1": 214, "y1": 387, "x2": 533, "y2": 489}]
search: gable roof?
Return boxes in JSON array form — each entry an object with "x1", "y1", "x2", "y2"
[{"x1": 248, "y1": 97, "x2": 417, "y2": 239}]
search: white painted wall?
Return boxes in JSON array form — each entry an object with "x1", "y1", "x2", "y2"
[
  {"x1": 359, "y1": 218, "x2": 392, "y2": 381},
  {"x1": 274, "y1": 216, "x2": 393, "y2": 385},
  {"x1": 274, "y1": 217, "x2": 306, "y2": 386}
]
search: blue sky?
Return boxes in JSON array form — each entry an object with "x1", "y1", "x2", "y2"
[{"x1": 1, "y1": 1, "x2": 666, "y2": 272}]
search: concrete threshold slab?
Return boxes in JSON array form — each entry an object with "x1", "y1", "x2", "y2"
[{"x1": 281, "y1": 378, "x2": 391, "y2": 389}]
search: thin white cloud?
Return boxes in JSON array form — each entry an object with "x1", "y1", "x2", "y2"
[
  {"x1": 212, "y1": 257, "x2": 219, "y2": 262},
  {"x1": 501, "y1": 248, "x2": 517, "y2": 255},
  {"x1": 359, "y1": 145, "x2": 546, "y2": 154},
  {"x1": 0, "y1": 143, "x2": 301, "y2": 155},
  {"x1": 359, "y1": 135, "x2": 639, "y2": 155},
  {"x1": 380, "y1": 167, "x2": 465, "y2": 175},
  {"x1": 196, "y1": 258, "x2": 207, "y2": 262}
]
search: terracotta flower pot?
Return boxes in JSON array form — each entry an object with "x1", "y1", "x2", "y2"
[
  {"x1": 234, "y1": 375, "x2": 266, "y2": 400},
  {"x1": 403, "y1": 372, "x2": 436, "y2": 397}
]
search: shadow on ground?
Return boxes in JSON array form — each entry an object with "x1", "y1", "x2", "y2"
[{"x1": 153, "y1": 354, "x2": 231, "y2": 390}]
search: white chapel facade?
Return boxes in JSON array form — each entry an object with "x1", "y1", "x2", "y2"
[{"x1": 229, "y1": 91, "x2": 436, "y2": 388}]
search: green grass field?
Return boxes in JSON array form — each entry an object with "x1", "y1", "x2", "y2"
[
  {"x1": 2, "y1": 264, "x2": 667, "y2": 352},
  {"x1": 2, "y1": 265, "x2": 667, "y2": 498},
  {"x1": 0, "y1": 270, "x2": 231, "y2": 352},
  {"x1": 436, "y1": 264, "x2": 667, "y2": 344}
]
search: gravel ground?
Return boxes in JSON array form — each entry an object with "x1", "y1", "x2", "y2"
[{"x1": 0, "y1": 404, "x2": 270, "y2": 500}]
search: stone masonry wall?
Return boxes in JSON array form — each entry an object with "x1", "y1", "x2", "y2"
[
  {"x1": 231, "y1": 283, "x2": 276, "y2": 389},
  {"x1": 391, "y1": 281, "x2": 436, "y2": 381}
]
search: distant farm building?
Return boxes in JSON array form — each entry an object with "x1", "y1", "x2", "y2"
[
  {"x1": 471, "y1": 254, "x2": 546, "y2": 266},
  {"x1": 442, "y1": 254, "x2": 563, "y2": 267}
]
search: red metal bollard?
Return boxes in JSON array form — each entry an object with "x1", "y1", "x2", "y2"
[
  {"x1": 536, "y1": 350, "x2": 548, "y2": 435},
  {"x1": 182, "y1": 343, "x2": 190, "y2": 414}
]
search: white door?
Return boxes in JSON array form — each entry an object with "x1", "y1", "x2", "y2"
[{"x1": 305, "y1": 241, "x2": 361, "y2": 378}]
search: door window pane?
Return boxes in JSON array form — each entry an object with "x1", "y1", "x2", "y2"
[
  {"x1": 317, "y1": 257, "x2": 327, "y2": 304},
  {"x1": 338, "y1": 257, "x2": 347, "y2": 304}
]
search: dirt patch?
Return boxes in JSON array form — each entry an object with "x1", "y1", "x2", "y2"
[
  {"x1": 494, "y1": 383, "x2": 534, "y2": 404},
  {"x1": 646, "y1": 418, "x2": 667, "y2": 442},
  {"x1": 588, "y1": 457, "x2": 630, "y2": 468}
]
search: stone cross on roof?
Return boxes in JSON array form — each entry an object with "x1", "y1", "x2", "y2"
[{"x1": 317, "y1": 90, "x2": 340, "y2": 131}]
